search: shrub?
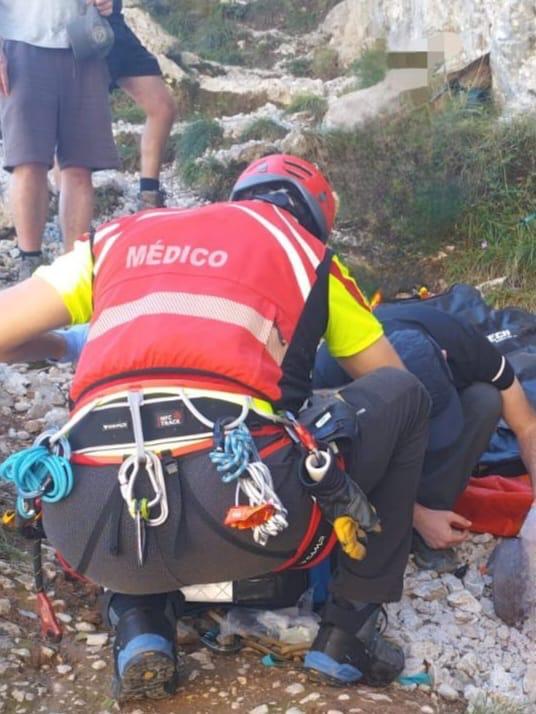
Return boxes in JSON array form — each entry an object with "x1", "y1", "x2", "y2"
[
  {"x1": 286, "y1": 94, "x2": 328, "y2": 121},
  {"x1": 240, "y1": 118, "x2": 288, "y2": 142},
  {"x1": 181, "y1": 157, "x2": 247, "y2": 202},
  {"x1": 350, "y1": 47, "x2": 388, "y2": 89},
  {"x1": 311, "y1": 47, "x2": 340, "y2": 80},
  {"x1": 175, "y1": 118, "x2": 224, "y2": 164},
  {"x1": 283, "y1": 57, "x2": 313, "y2": 78},
  {"x1": 240, "y1": 0, "x2": 340, "y2": 34},
  {"x1": 306, "y1": 101, "x2": 536, "y2": 306},
  {"x1": 111, "y1": 93, "x2": 146, "y2": 123}
]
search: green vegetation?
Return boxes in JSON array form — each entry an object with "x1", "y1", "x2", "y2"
[
  {"x1": 283, "y1": 57, "x2": 313, "y2": 78},
  {"x1": 175, "y1": 118, "x2": 224, "y2": 164},
  {"x1": 146, "y1": 0, "x2": 340, "y2": 67},
  {"x1": 233, "y1": 0, "x2": 340, "y2": 35},
  {"x1": 350, "y1": 47, "x2": 388, "y2": 89},
  {"x1": 311, "y1": 47, "x2": 340, "y2": 81},
  {"x1": 286, "y1": 94, "x2": 328, "y2": 122},
  {"x1": 110, "y1": 92, "x2": 146, "y2": 123},
  {"x1": 181, "y1": 157, "x2": 246, "y2": 202},
  {"x1": 240, "y1": 117, "x2": 288, "y2": 142},
  {"x1": 148, "y1": 3, "x2": 246, "y2": 65},
  {"x1": 175, "y1": 117, "x2": 234, "y2": 200},
  {"x1": 308, "y1": 99, "x2": 536, "y2": 307}
]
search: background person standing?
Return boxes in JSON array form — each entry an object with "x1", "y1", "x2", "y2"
[
  {"x1": 0, "y1": 0, "x2": 119, "y2": 279},
  {"x1": 102, "y1": 0, "x2": 178, "y2": 208}
]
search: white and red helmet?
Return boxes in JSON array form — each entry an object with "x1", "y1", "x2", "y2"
[{"x1": 230, "y1": 154, "x2": 337, "y2": 242}]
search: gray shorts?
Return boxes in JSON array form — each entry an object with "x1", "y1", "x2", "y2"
[{"x1": 0, "y1": 41, "x2": 119, "y2": 172}]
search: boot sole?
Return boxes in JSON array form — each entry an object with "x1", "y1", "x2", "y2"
[
  {"x1": 113, "y1": 650, "x2": 178, "y2": 702},
  {"x1": 305, "y1": 665, "x2": 400, "y2": 689}
]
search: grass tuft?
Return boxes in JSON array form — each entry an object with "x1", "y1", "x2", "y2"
[
  {"x1": 286, "y1": 94, "x2": 328, "y2": 121},
  {"x1": 349, "y1": 47, "x2": 388, "y2": 89},
  {"x1": 240, "y1": 118, "x2": 288, "y2": 142},
  {"x1": 175, "y1": 118, "x2": 224, "y2": 164}
]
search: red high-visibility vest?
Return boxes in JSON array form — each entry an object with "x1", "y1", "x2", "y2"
[{"x1": 71, "y1": 201, "x2": 328, "y2": 407}]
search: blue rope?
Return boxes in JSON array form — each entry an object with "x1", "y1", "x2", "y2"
[
  {"x1": 0, "y1": 444, "x2": 73, "y2": 517},
  {"x1": 209, "y1": 423, "x2": 258, "y2": 483}
]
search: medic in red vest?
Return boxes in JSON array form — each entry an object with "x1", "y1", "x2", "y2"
[{"x1": 0, "y1": 154, "x2": 431, "y2": 703}]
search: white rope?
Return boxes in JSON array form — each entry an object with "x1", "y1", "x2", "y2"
[{"x1": 235, "y1": 461, "x2": 288, "y2": 546}]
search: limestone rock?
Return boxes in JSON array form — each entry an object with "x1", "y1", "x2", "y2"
[
  {"x1": 321, "y1": 0, "x2": 536, "y2": 114},
  {"x1": 447, "y1": 589, "x2": 482, "y2": 614},
  {"x1": 324, "y1": 77, "x2": 403, "y2": 130}
]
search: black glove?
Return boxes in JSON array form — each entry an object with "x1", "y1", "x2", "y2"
[{"x1": 299, "y1": 445, "x2": 381, "y2": 559}]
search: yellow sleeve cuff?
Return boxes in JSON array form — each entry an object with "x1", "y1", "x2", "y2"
[{"x1": 34, "y1": 240, "x2": 93, "y2": 325}]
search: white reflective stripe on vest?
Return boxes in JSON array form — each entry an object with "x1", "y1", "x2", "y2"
[
  {"x1": 87, "y1": 291, "x2": 287, "y2": 363},
  {"x1": 229, "y1": 204, "x2": 313, "y2": 302},
  {"x1": 93, "y1": 233, "x2": 121, "y2": 275},
  {"x1": 272, "y1": 206, "x2": 321, "y2": 271},
  {"x1": 93, "y1": 223, "x2": 121, "y2": 245}
]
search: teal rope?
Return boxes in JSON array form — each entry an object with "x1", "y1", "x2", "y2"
[
  {"x1": 0, "y1": 444, "x2": 73, "y2": 517},
  {"x1": 209, "y1": 423, "x2": 258, "y2": 483}
]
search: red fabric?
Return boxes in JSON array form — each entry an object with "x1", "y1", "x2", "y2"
[
  {"x1": 455, "y1": 475, "x2": 533, "y2": 537},
  {"x1": 71, "y1": 203, "x2": 327, "y2": 406}
]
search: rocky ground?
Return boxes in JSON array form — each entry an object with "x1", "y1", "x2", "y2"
[
  {"x1": 0, "y1": 4, "x2": 534, "y2": 713},
  {"x1": 0, "y1": 205, "x2": 534, "y2": 712}
]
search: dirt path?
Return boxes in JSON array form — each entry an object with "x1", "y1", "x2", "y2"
[{"x1": 0, "y1": 531, "x2": 463, "y2": 714}]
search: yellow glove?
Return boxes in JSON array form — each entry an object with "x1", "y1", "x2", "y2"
[{"x1": 333, "y1": 515, "x2": 382, "y2": 560}]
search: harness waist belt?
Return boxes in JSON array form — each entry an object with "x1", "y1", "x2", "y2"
[{"x1": 69, "y1": 394, "x2": 275, "y2": 453}]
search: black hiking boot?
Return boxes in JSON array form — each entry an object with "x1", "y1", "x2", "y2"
[
  {"x1": 304, "y1": 598, "x2": 404, "y2": 687},
  {"x1": 110, "y1": 601, "x2": 180, "y2": 702},
  {"x1": 412, "y1": 531, "x2": 460, "y2": 574}
]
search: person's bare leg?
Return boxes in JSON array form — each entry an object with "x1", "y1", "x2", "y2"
[
  {"x1": 10, "y1": 163, "x2": 49, "y2": 252},
  {"x1": 59, "y1": 167, "x2": 94, "y2": 250},
  {"x1": 118, "y1": 75, "x2": 177, "y2": 180}
]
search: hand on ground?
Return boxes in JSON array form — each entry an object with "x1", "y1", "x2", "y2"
[{"x1": 413, "y1": 504, "x2": 471, "y2": 550}]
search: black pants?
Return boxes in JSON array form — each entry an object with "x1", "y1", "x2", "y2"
[
  {"x1": 418, "y1": 382, "x2": 502, "y2": 510},
  {"x1": 44, "y1": 368, "x2": 429, "y2": 607}
]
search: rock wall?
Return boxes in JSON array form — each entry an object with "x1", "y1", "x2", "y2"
[{"x1": 321, "y1": 0, "x2": 536, "y2": 113}]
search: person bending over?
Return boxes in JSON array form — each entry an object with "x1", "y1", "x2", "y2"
[
  {"x1": 0, "y1": 155, "x2": 431, "y2": 701},
  {"x1": 314, "y1": 302, "x2": 536, "y2": 573}
]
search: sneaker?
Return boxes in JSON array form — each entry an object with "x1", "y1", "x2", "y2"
[
  {"x1": 412, "y1": 531, "x2": 460, "y2": 574},
  {"x1": 137, "y1": 189, "x2": 166, "y2": 210},
  {"x1": 17, "y1": 253, "x2": 45, "y2": 282},
  {"x1": 305, "y1": 600, "x2": 404, "y2": 687},
  {"x1": 112, "y1": 606, "x2": 178, "y2": 702}
]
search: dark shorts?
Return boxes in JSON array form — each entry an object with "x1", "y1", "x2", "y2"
[
  {"x1": 107, "y1": 14, "x2": 162, "y2": 88},
  {"x1": 0, "y1": 41, "x2": 119, "y2": 172}
]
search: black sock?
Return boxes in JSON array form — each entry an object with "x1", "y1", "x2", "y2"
[
  {"x1": 18, "y1": 249, "x2": 42, "y2": 258},
  {"x1": 139, "y1": 177, "x2": 160, "y2": 192}
]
